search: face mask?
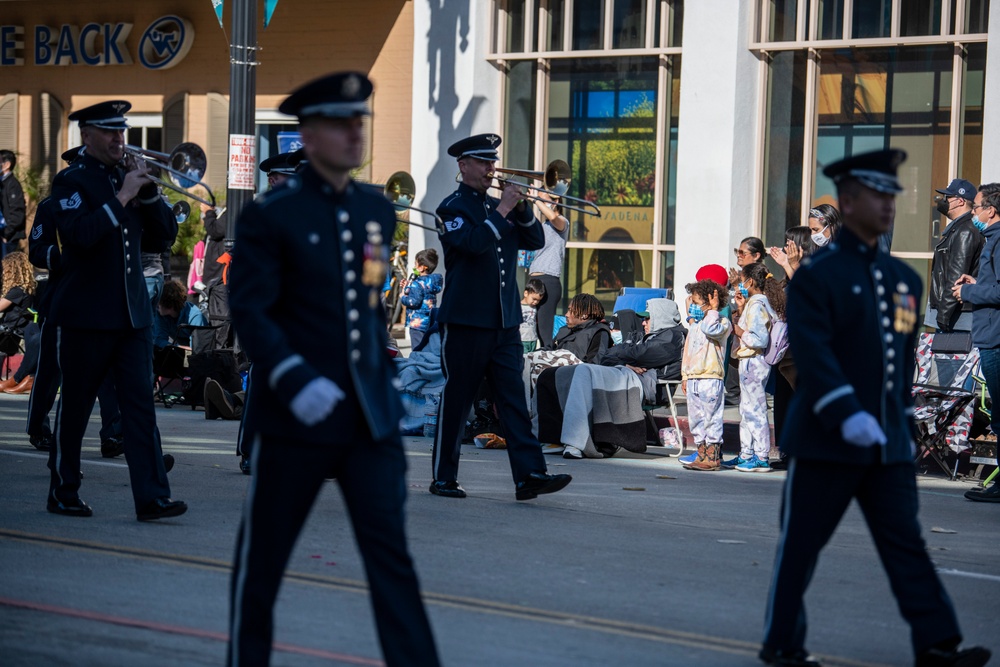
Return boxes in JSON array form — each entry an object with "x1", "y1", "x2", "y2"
[
  {"x1": 811, "y1": 228, "x2": 830, "y2": 247},
  {"x1": 936, "y1": 199, "x2": 952, "y2": 216},
  {"x1": 688, "y1": 304, "x2": 705, "y2": 322},
  {"x1": 973, "y1": 215, "x2": 987, "y2": 232},
  {"x1": 737, "y1": 282, "x2": 749, "y2": 298}
]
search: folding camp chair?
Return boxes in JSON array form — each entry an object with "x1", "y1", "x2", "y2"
[
  {"x1": 153, "y1": 345, "x2": 188, "y2": 408},
  {"x1": 911, "y1": 332, "x2": 979, "y2": 479}
]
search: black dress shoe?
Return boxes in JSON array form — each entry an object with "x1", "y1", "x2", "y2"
[
  {"x1": 515, "y1": 472, "x2": 572, "y2": 501},
  {"x1": 47, "y1": 497, "x2": 93, "y2": 517},
  {"x1": 915, "y1": 645, "x2": 991, "y2": 667},
  {"x1": 101, "y1": 436, "x2": 124, "y2": 458},
  {"x1": 239, "y1": 456, "x2": 251, "y2": 475},
  {"x1": 137, "y1": 497, "x2": 188, "y2": 521},
  {"x1": 429, "y1": 480, "x2": 466, "y2": 498},
  {"x1": 758, "y1": 646, "x2": 822, "y2": 666},
  {"x1": 163, "y1": 454, "x2": 175, "y2": 474},
  {"x1": 964, "y1": 483, "x2": 1000, "y2": 503},
  {"x1": 29, "y1": 433, "x2": 53, "y2": 451}
]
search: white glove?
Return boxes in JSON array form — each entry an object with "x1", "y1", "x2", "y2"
[
  {"x1": 840, "y1": 411, "x2": 887, "y2": 447},
  {"x1": 289, "y1": 377, "x2": 345, "y2": 426}
]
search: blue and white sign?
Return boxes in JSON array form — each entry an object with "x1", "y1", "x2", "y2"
[
  {"x1": 138, "y1": 16, "x2": 194, "y2": 70},
  {"x1": 277, "y1": 132, "x2": 302, "y2": 154}
]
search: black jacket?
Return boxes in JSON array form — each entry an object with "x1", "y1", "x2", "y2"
[
  {"x1": 781, "y1": 227, "x2": 921, "y2": 465},
  {"x1": 598, "y1": 325, "x2": 685, "y2": 382},
  {"x1": 229, "y1": 167, "x2": 403, "y2": 444},
  {"x1": 550, "y1": 319, "x2": 613, "y2": 364},
  {"x1": 202, "y1": 207, "x2": 227, "y2": 287},
  {"x1": 436, "y1": 183, "x2": 545, "y2": 329},
  {"x1": 47, "y1": 153, "x2": 177, "y2": 330},
  {"x1": 1, "y1": 172, "x2": 26, "y2": 242},
  {"x1": 929, "y1": 211, "x2": 983, "y2": 331}
]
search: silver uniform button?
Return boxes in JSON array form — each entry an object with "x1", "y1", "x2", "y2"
[
  {"x1": 125, "y1": 241, "x2": 129, "y2": 248},
  {"x1": 496, "y1": 247, "x2": 501, "y2": 253},
  {"x1": 501, "y1": 281, "x2": 506, "y2": 287},
  {"x1": 346, "y1": 270, "x2": 356, "y2": 282},
  {"x1": 876, "y1": 286, "x2": 885, "y2": 296},
  {"x1": 886, "y1": 381, "x2": 894, "y2": 391},
  {"x1": 123, "y1": 228, "x2": 128, "y2": 235},
  {"x1": 884, "y1": 333, "x2": 893, "y2": 343},
  {"x1": 351, "y1": 350, "x2": 361, "y2": 361},
  {"x1": 342, "y1": 230, "x2": 352, "y2": 242},
  {"x1": 349, "y1": 309, "x2": 359, "y2": 321},
  {"x1": 344, "y1": 250, "x2": 355, "y2": 262},
  {"x1": 882, "y1": 317, "x2": 891, "y2": 328},
  {"x1": 887, "y1": 348, "x2": 896, "y2": 359},
  {"x1": 880, "y1": 302, "x2": 888, "y2": 312},
  {"x1": 126, "y1": 267, "x2": 131, "y2": 274},
  {"x1": 339, "y1": 211, "x2": 349, "y2": 223},
  {"x1": 126, "y1": 254, "x2": 131, "y2": 260},
  {"x1": 874, "y1": 269, "x2": 883, "y2": 279},
  {"x1": 347, "y1": 289, "x2": 357, "y2": 301},
  {"x1": 350, "y1": 330, "x2": 360, "y2": 342},
  {"x1": 887, "y1": 363, "x2": 895, "y2": 374},
  {"x1": 501, "y1": 270, "x2": 505, "y2": 276},
  {"x1": 499, "y1": 258, "x2": 504, "y2": 264},
  {"x1": 391, "y1": 378, "x2": 402, "y2": 390}
]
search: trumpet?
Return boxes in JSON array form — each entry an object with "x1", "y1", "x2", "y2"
[
  {"x1": 490, "y1": 159, "x2": 601, "y2": 217},
  {"x1": 124, "y1": 143, "x2": 216, "y2": 208},
  {"x1": 370, "y1": 171, "x2": 445, "y2": 234}
]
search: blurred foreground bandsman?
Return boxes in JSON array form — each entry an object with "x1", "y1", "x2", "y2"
[{"x1": 226, "y1": 72, "x2": 440, "y2": 667}]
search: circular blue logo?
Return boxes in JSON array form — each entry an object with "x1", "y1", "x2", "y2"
[{"x1": 139, "y1": 16, "x2": 194, "y2": 70}]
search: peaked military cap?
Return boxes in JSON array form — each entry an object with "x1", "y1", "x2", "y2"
[
  {"x1": 447, "y1": 133, "x2": 502, "y2": 161},
  {"x1": 822, "y1": 149, "x2": 907, "y2": 195},
  {"x1": 279, "y1": 71, "x2": 373, "y2": 120},
  {"x1": 68, "y1": 100, "x2": 131, "y2": 130},
  {"x1": 61, "y1": 146, "x2": 84, "y2": 163},
  {"x1": 259, "y1": 151, "x2": 300, "y2": 175},
  {"x1": 935, "y1": 178, "x2": 977, "y2": 202}
]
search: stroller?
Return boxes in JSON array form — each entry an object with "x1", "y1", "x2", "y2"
[{"x1": 911, "y1": 332, "x2": 979, "y2": 479}]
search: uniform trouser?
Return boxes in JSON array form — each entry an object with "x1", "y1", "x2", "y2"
[
  {"x1": 763, "y1": 459, "x2": 962, "y2": 655},
  {"x1": 533, "y1": 274, "x2": 562, "y2": 349},
  {"x1": 235, "y1": 366, "x2": 253, "y2": 458},
  {"x1": 738, "y1": 356, "x2": 772, "y2": 459},
  {"x1": 686, "y1": 378, "x2": 725, "y2": 444},
  {"x1": 227, "y1": 432, "x2": 440, "y2": 667},
  {"x1": 433, "y1": 323, "x2": 546, "y2": 484},
  {"x1": 28, "y1": 321, "x2": 123, "y2": 440},
  {"x1": 48, "y1": 325, "x2": 170, "y2": 511}
]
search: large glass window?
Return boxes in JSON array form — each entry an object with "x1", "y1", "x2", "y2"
[
  {"x1": 546, "y1": 0, "x2": 565, "y2": 50},
  {"x1": 964, "y1": 0, "x2": 990, "y2": 32},
  {"x1": 613, "y1": 0, "x2": 647, "y2": 48},
  {"x1": 901, "y1": 0, "x2": 943, "y2": 36},
  {"x1": 573, "y1": 1, "x2": 605, "y2": 50},
  {"x1": 960, "y1": 43, "x2": 986, "y2": 187},
  {"x1": 762, "y1": 50, "x2": 807, "y2": 250},
  {"x1": 814, "y1": 46, "x2": 953, "y2": 256},
  {"x1": 505, "y1": 0, "x2": 527, "y2": 52},
  {"x1": 853, "y1": 1, "x2": 892, "y2": 38},
  {"x1": 504, "y1": 60, "x2": 537, "y2": 170},
  {"x1": 768, "y1": 0, "x2": 801, "y2": 41},
  {"x1": 566, "y1": 248, "x2": 653, "y2": 307},
  {"x1": 548, "y1": 57, "x2": 659, "y2": 245},
  {"x1": 818, "y1": 0, "x2": 844, "y2": 39}
]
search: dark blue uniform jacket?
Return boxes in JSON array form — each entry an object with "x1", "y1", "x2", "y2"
[
  {"x1": 47, "y1": 154, "x2": 176, "y2": 330},
  {"x1": 781, "y1": 227, "x2": 921, "y2": 465},
  {"x1": 436, "y1": 183, "x2": 545, "y2": 329},
  {"x1": 228, "y1": 167, "x2": 404, "y2": 444}
]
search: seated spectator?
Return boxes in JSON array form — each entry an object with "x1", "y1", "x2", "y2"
[
  {"x1": 597, "y1": 298, "x2": 685, "y2": 404},
  {"x1": 546, "y1": 293, "x2": 613, "y2": 363},
  {"x1": 154, "y1": 279, "x2": 208, "y2": 349},
  {"x1": 0, "y1": 251, "x2": 37, "y2": 394}
]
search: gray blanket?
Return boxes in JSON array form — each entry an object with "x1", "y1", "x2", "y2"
[
  {"x1": 394, "y1": 333, "x2": 445, "y2": 434},
  {"x1": 537, "y1": 364, "x2": 647, "y2": 458}
]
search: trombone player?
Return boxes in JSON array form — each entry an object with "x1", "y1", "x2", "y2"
[
  {"x1": 430, "y1": 132, "x2": 572, "y2": 500},
  {"x1": 45, "y1": 100, "x2": 186, "y2": 521}
]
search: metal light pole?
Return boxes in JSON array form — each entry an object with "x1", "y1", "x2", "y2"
[{"x1": 224, "y1": 0, "x2": 259, "y2": 251}]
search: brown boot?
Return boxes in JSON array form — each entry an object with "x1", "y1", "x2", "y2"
[
  {"x1": 4, "y1": 375, "x2": 33, "y2": 395},
  {"x1": 685, "y1": 443, "x2": 721, "y2": 471},
  {"x1": 682, "y1": 443, "x2": 707, "y2": 470}
]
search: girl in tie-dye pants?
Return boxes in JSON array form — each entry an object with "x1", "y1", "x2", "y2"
[{"x1": 727, "y1": 263, "x2": 785, "y2": 472}]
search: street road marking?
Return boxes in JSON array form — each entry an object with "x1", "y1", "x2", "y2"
[
  {"x1": 0, "y1": 449, "x2": 127, "y2": 468},
  {"x1": 0, "y1": 596, "x2": 383, "y2": 666},
  {"x1": 0, "y1": 528, "x2": 888, "y2": 667},
  {"x1": 937, "y1": 568, "x2": 1000, "y2": 583}
]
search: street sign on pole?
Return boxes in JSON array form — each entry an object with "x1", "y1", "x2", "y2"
[{"x1": 227, "y1": 134, "x2": 256, "y2": 190}]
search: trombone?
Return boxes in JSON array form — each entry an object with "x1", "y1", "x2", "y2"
[
  {"x1": 124, "y1": 142, "x2": 216, "y2": 208},
  {"x1": 376, "y1": 171, "x2": 445, "y2": 234},
  {"x1": 490, "y1": 159, "x2": 602, "y2": 217}
]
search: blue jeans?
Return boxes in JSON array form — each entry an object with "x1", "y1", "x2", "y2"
[{"x1": 978, "y1": 347, "x2": 1000, "y2": 464}]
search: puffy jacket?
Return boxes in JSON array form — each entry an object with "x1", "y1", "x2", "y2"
[{"x1": 929, "y1": 211, "x2": 983, "y2": 331}]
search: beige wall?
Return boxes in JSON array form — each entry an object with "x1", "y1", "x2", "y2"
[{"x1": 1, "y1": 0, "x2": 413, "y2": 185}]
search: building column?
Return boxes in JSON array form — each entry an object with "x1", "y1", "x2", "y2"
[
  {"x1": 981, "y1": 0, "x2": 1000, "y2": 182},
  {"x1": 408, "y1": 0, "x2": 503, "y2": 270},
  {"x1": 672, "y1": 0, "x2": 762, "y2": 288}
]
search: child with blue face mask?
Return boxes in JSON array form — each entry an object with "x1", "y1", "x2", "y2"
[{"x1": 680, "y1": 279, "x2": 732, "y2": 471}]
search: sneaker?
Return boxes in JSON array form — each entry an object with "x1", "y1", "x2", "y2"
[
  {"x1": 562, "y1": 446, "x2": 583, "y2": 459},
  {"x1": 542, "y1": 443, "x2": 565, "y2": 455},
  {"x1": 736, "y1": 455, "x2": 772, "y2": 472},
  {"x1": 721, "y1": 454, "x2": 750, "y2": 469},
  {"x1": 679, "y1": 449, "x2": 700, "y2": 465}
]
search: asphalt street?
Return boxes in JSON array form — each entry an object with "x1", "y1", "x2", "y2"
[{"x1": 0, "y1": 392, "x2": 996, "y2": 667}]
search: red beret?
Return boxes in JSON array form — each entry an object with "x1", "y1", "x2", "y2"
[{"x1": 695, "y1": 264, "x2": 728, "y2": 288}]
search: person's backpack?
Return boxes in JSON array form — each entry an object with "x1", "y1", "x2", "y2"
[{"x1": 763, "y1": 319, "x2": 789, "y2": 365}]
